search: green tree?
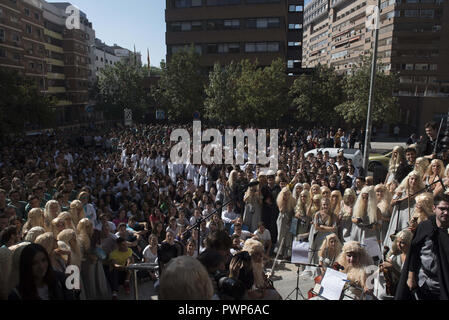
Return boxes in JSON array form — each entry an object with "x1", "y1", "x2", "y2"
[
  {"x1": 0, "y1": 69, "x2": 55, "y2": 137},
  {"x1": 235, "y1": 58, "x2": 289, "y2": 126},
  {"x1": 204, "y1": 62, "x2": 241, "y2": 125},
  {"x1": 335, "y1": 55, "x2": 399, "y2": 125},
  {"x1": 98, "y1": 59, "x2": 149, "y2": 121},
  {"x1": 289, "y1": 64, "x2": 343, "y2": 126},
  {"x1": 153, "y1": 46, "x2": 206, "y2": 122}
]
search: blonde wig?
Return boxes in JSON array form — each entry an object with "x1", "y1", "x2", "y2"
[
  {"x1": 412, "y1": 192, "x2": 434, "y2": 224},
  {"x1": 22, "y1": 208, "x2": 45, "y2": 237},
  {"x1": 353, "y1": 186, "x2": 378, "y2": 224},
  {"x1": 35, "y1": 232, "x2": 57, "y2": 256},
  {"x1": 0, "y1": 247, "x2": 12, "y2": 300},
  {"x1": 330, "y1": 190, "x2": 342, "y2": 215},
  {"x1": 320, "y1": 186, "x2": 331, "y2": 199},
  {"x1": 58, "y1": 211, "x2": 76, "y2": 230},
  {"x1": 336, "y1": 241, "x2": 373, "y2": 288},
  {"x1": 69, "y1": 200, "x2": 85, "y2": 227},
  {"x1": 23, "y1": 226, "x2": 46, "y2": 243},
  {"x1": 243, "y1": 182, "x2": 262, "y2": 204},
  {"x1": 303, "y1": 183, "x2": 311, "y2": 191},
  {"x1": 388, "y1": 146, "x2": 406, "y2": 173},
  {"x1": 375, "y1": 184, "x2": 392, "y2": 216},
  {"x1": 310, "y1": 184, "x2": 321, "y2": 199},
  {"x1": 44, "y1": 200, "x2": 61, "y2": 230},
  {"x1": 159, "y1": 255, "x2": 213, "y2": 300},
  {"x1": 424, "y1": 159, "x2": 445, "y2": 178},
  {"x1": 415, "y1": 157, "x2": 430, "y2": 177},
  {"x1": 50, "y1": 216, "x2": 66, "y2": 238},
  {"x1": 397, "y1": 170, "x2": 425, "y2": 195},
  {"x1": 295, "y1": 190, "x2": 311, "y2": 217},
  {"x1": 308, "y1": 194, "x2": 323, "y2": 217},
  {"x1": 76, "y1": 218, "x2": 94, "y2": 255},
  {"x1": 390, "y1": 229, "x2": 413, "y2": 255},
  {"x1": 57, "y1": 228, "x2": 81, "y2": 268},
  {"x1": 292, "y1": 183, "x2": 304, "y2": 200},
  {"x1": 343, "y1": 188, "x2": 357, "y2": 206},
  {"x1": 318, "y1": 233, "x2": 343, "y2": 262},
  {"x1": 227, "y1": 170, "x2": 239, "y2": 190},
  {"x1": 242, "y1": 239, "x2": 266, "y2": 289},
  {"x1": 276, "y1": 187, "x2": 296, "y2": 213}
]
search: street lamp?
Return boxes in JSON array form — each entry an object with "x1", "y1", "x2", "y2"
[{"x1": 362, "y1": 0, "x2": 381, "y2": 174}]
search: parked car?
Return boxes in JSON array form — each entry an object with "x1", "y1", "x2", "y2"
[
  {"x1": 304, "y1": 148, "x2": 363, "y2": 170},
  {"x1": 368, "y1": 151, "x2": 392, "y2": 171}
]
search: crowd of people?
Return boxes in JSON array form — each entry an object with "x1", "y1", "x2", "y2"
[{"x1": 0, "y1": 120, "x2": 448, "y2": 300}]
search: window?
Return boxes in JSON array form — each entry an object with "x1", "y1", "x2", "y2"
[
  {"x1": 267, "y1": 42, "x2": 279, "y2": 52},
  {"x1": 0, "y1": 29, "x2": 4, "y2": 42},
  {"x1": 420, "y1": 10, "x2": 434, "y2": 18},
  {"x1": 34, "y1": 12, "x2": 40, "y2": 20},
  {"x1": 218, "y1": 43, "x2": 240, "y2": 53},
  {"x1": 0, "y1": 8, "x2": 3, "y2": 17},
  {"x1": 0, "y1": 48, "x2": 6, "y2": 57},
  {"x1": 257, "y1": 19, "x2": 268, "y2": 29},
  {"x1": 192, "y1": 0, "x2": 202, "y2": 6},
  {"x1": 224, "y1": 19, "x2": 240, "y2": 29},
  {"x1": 26, "y1": 25, "x2": 32, "y2": 34},
  {"x1": 207, "y1": 44, "x2": 218, "y2": 53},
  {"x1": 29, "y1": 62, "x2": 35, "y2": 70},
  {"x1": 10, "y1": 15, "x2": 19, "y2": 23},
  {"x1": 171, "y1": 22, "x2": 181, "y2": 31},
  {"x1": 36, "y1": 29, "x2": 42, "y2": 37},
  {"x1": 288, "y1": 42, "x2": 301, "y2": 47},
  {"x1": 181, "y1": 22, "x2": 191, "y2": 31},
  {"x1": 287, "y1": 60, "x2": 294, "y2": 68},
  {"x1": 13, "y1": 53, "x2": 20, "y2": 61},
  {"x1": 404, "y1": 10, "x2": 418, "y2": 17},
  {"x1": 191, "y1": 21, "x2": 203, "y2": 31},
  {"x1": 289, "y1": 24, "x2": 302, "y2": 29},
  {"x1": 206, "y1": 0, "x2": 241, "y2": 5},
  {"x1": 245, "y1": 43, "x2": 256, "y2": 52},
  {"x1": 415, "y1": 63, "x2": 428, "y2": 71},
  {"x1": 24, "y1": 8, "x2": 30, "y2": 16},
  {"x1": 429, "y1": 64, "x2": 437, "y2": 71},
  {"x1": 399, "y1": 76, "x2": 413, "y2": 83},
  {"x1": 267, "y1": 18, "x2": 280, "y2": 28}
]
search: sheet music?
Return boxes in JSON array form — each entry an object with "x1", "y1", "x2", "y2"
[
  {"x1": 291, "y1": 240, "x2": 310, "y2": 264},
  {"x1": 319, "y1": 268, "x2": 348, "y2": 300}
]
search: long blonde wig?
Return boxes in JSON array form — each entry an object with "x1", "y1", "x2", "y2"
[
  {"x1": 375, "y1": 184, "x2": 392, "y2": 216},
  {"x1": 308, "y1": 194, "x2": 322, "y2": 217},
  {"x1": 34, "y1": 232, "x2": 57, "y2": 256},
  {"x1": 23, "y1": 226, "x2": 46, "y2": 243},
  {"x1": 318, "y1": 233, "x2": 343, "y2": 261},
  {"x1": 242, "y1": 239, "x2": 266, "y2": 289},
  {"x1": 397, "y1": 170, "x2": 425, "y2": 194},
  {"x1": 276, "y1": 187, "x2": 296, "y2": 213},
  {"x1": 390, "y1": 229, "x2": 413, "y2": 255},
  {"x1": 22, "y1": 208, "x2": 45, "y2": 237},
  {"x1": 353, "y1": 186, "x2": 378, "y2": 224},
  {"x1": 412, "y1": 192, "x2": 434, "y2": 224},
  {"x1": 388, "y1": 146, "x2": 406, "y2": 173},
  {"x1": 44, "y1": 200, "x2": 61, "y2": 230},
  {"x1": 336, "y1": 241, "x2": 373, "y2": 288},
  {"x1": 415, "y1": 157, "x2": 430, "y2": 177},
  {"x1": 58, "y1": 211, "x2": 76, "y2": 230},
  {"x1": 295, "y1": 190, "x2": 311, "y2": 217},
  {"x1": 330, "y1": 190, "x2": 342, "y2": 215},
  {"x1": 69, "y1": 200, "x2": 85, "y2": 227},
  {"x1": 57, "y1": 228, "x2": 81, "y2": 268},
  {"x1": 76, "y1": 218, "x2": 93, "y2": 255},
  {"x1": 424, "y1": 159, "x2": 445, "y2": 178}
]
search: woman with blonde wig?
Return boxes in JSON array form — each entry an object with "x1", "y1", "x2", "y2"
[
  {"x1": 44, "y1": 200, "x2": 61, "y2": 231},
  {"x1": 57, "y1": 229, "x2": 82, "y2": 269},
  {"x1": 318, "y1": 233, "x2": 343, "y2": 276},
  {"x1": 294, "y1": 190, "x2": 312, "y2": 240},
  {"x1": 385, "y1": 146, "x2": 406, "y2": 184},
  {"x1": 306, "y1": 198, "x2": 338, "y2": 276},
  {"x1": 22, "y1": 208, "x2": 45, "y2": 239},
  {"x1": 375, "y1": 184, "x2": 393, "y2": 242},
  {"x1": 35, "y1": 232, "x2": 69, "y2": 273},
  {"x1": 50, "y1": 217, "x2": 66, "y2": 238},
  {"x1": 414, "y1": 157, "x2": 430, "y2": 177},
  {"x1": 275, "y1": 187, "x2": 296, "y2": 259},
  {"x1": 336, "y1": 241, "x2": 374, "y2": 300},
  {"x1": 69, "y1": 200, "x2": 85, "y2": 228},
  {"x1": 384, "y1": 171, "x2": 424, "y2": 249},
  {"x1": 350, "y1": 186, "x2": 381, "y2": 243},
  {"x1": 77, "y1": 218, "x2": 109, "y2": 300},
  {"x1": 243, "y1": 180, "x2": 263, "y2": 233},
  {"x1": 320, "y1": 186, "x2": 331, "y2": 199},
  {"x1": 422, "y1": 159, "x2": 445, "y2": 196},
  {"x1": 409, "y1": 192, "x2": 434, "y2": 232},
  {"x1": 57, "y1": 211, "x2": 76, "y2": 230},
  {"x1": 338, "y1": 188, "x2": 356, "y2": 243},
  {"x1": 309, "y1": 184, "x2": 321, "y2": 200},
  {"x1": 330, "y1": 190, "x2": 342, "y2": 216}
]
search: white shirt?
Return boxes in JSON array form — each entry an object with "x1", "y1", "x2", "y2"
[
  {"x1": 221, "y1": 210, "x2": 239, "y2": 224},
  {"x1": 254, "y1": 229, "x2": 271, "y2": 245}
]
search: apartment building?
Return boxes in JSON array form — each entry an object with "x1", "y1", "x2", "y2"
[
  {"x1": 165, "y1": 0, "x2": 305, "y2": 75},
  {"x1": 302, "y1": 0, "x2": 449, "y2": 131}
]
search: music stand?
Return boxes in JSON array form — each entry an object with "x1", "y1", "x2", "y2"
[{"x1": 127, "y1": 262, "x2": 159, "y2": 300}]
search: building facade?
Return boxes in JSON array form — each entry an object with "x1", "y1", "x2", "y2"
[
  {"x1": 165, "y1": 0, "x2": 305, "y2": 75},
  {"x1": 302, "y1": 0, "x2": 449, "y2": 132}
]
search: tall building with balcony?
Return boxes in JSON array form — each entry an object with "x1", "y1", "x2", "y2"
[
  {"x1": 165, "y1": 0, "x2": 305, "y2": 75},
  {"x1": 301, "y1": 0, "x2": 449, "y2": 131}
]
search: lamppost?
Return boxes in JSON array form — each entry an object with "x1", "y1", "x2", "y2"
[{"x1": 362, "y1": 0, "x2": 381, "y2": 173}]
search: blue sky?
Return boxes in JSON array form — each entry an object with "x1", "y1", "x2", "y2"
[
  {"x1": 53, "y1": 0, "x2": 311, "y2": 68},
  {"x1": 55, "y1": 0, "x2": 166, "y2": 67}
]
